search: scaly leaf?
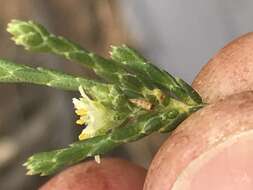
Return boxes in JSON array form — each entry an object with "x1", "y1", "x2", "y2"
[{"x1": 110, "y1": 45, "x2": 203, "y2": 105}]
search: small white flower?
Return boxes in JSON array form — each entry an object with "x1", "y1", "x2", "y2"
[{"x1": 73, "y1": 86, "x2": 119, "y2": 140}]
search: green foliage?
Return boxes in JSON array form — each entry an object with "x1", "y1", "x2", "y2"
[
  {"x1": 110, "y1": 45, "x2": 202, "y2": 105},
  {"x1": 25, "y1": 98, "x2": 192, "y2": 176},
  {"x1": 0, "y1": 20, "x2": 205, "y2": 175}
]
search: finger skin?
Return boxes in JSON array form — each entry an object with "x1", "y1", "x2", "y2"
[
  {"x1": 193, "y1": 32, "x2": 253, "y2": 103},
  {"x1": 40, "y1": 158, "x2": 146, "y2": 190},
  {"x1": 144, "y1": 92, "x2": 253, "y2": 190}
]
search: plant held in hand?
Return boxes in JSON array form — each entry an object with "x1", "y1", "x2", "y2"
[{"x1": 0, "y1": 20, "x2": 203, "y2": 176}]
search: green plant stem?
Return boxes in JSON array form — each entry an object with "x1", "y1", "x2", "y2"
[
  {"x1": 110, "y1": 45, "x2": 202, "y2": 106},
  {"x1": 0, "y1": 59, "x2": 130, "y2": 109},
  {"x1": 7, "y1": 20, "x2": 203, "y2": 105},
  {"x1": 24, "y1": 98, "x2": 197, "y2": 176},
  {"x1": 0, "y1": 59, "x2": 105, "y2": 91},
  {"x1": 7, "y1": 20, "x2": 155, "y2": 98}
]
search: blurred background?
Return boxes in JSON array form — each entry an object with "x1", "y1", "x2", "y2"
[{"x1": 1, "y1": 0, "x2": 253, "y2": 189}]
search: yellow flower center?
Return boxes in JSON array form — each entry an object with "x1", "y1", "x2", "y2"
[
  {"x1": 73, "y1": 98, "x2": 88, "y2": 126},
  {"x1": 75, "y1": 109, "x2": 88, "y2": 125}
]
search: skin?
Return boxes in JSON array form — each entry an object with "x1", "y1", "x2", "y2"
[
  {"x1": 172, "y1": 130, "x2": 253, "y2": 190},
  {"x1": 40, "y1": 158, "x2": 146, "y2": 190},
  {"x1": 192, "y1": 32, "x2": 253, "y2": 103},
  {"x1": 144, "y1": 92, "x2": 253, "y2": 190}
]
